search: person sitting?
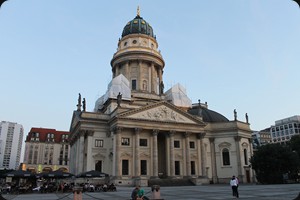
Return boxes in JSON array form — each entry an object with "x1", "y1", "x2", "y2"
[{"x1": 131, "y1": 186, "x2": 139, "y2": 200}]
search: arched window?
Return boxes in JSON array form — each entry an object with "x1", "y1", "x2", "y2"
[
  {"x1": 244, "y1": 149, "x2": 248, "y2": 165},
  {"x1": 222, "y1": 148, "x2": 230, "y2": 166}
]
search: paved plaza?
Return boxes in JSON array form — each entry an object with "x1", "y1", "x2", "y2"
[{"x1": 2, "y1": 184, "x2": 300, "y2": 200}]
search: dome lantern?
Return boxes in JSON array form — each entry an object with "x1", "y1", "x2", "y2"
[{"x1": 121, "y1": 7, "x2": 155, "y2": 38}]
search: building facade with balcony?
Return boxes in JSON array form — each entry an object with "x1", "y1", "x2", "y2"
[{"x1": 23, "y1": 127, "x2": 70, "y2": 173}]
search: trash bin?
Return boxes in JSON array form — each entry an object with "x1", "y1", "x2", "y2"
[
  {"x1": 151, "y1": 185, "x2": 163, "y2": 200},
  {"x1": 73, "y1": 186, "x2": 83, "y2": 200}
]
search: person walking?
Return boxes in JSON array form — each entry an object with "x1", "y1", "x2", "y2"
[{"x1": 230, "y1": 175, "x2": 239, "y2": 198}]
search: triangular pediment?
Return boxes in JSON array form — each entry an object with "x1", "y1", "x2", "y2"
[{"x1": 119, "y1": 101, "x2": 204, "y2": 125}]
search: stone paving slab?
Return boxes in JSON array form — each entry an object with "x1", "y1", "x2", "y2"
[{"x1": 2, "y1": 184, "x2": 300, "y2": 200}]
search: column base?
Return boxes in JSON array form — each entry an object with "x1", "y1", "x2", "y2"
[
  {"x1": 190, "y1": 176, "x2": 210, "y2": 185},
  {"x1": 150, "y1": 176, "x2": 160, "y2": 179}
]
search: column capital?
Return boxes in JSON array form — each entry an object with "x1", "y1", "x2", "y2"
[
  {"x1": 168, "y1": 130, "x2": 176, "y2": 137},
  {"x1": 79, "y1": 129, "x2": 94, "y2": 137},
  {"x1": 197, "y1": 132, "x2": 206, "y2": 139},
  {"x1": 111, "y1": 126, "x2": 123, "y2": 134},
  {"x1": 183, "y1": 132, "x2": 190, "y2": 138},
  {"x1": 234, "y1": 136, "x2": 242, "y2": 142},
  {"x1": 152, "y1": 129, "x2": 159, "y2": 136},
  {"x1": 209, "y1": 137, "x2": 215, "y2": 143},
  {"x1": 135, "y1": 128, "x2": 142, "y2": 134}
]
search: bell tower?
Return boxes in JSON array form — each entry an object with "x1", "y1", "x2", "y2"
[{"x1": 110, "y1": 9, "x2": 165, "y2": 96}]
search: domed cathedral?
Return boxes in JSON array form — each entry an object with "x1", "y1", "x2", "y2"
[{"x1": 69, "y1": 8, "x2": 254, "y2": 186}]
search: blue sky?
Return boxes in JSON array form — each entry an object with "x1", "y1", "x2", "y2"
[{"x1": 1, "y1": 0, "x2": 299, "y2": 141}]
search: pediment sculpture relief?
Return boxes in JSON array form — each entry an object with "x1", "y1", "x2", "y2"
[{"x1": 128, "y1": 105, "x2": 196, "y2": 124}]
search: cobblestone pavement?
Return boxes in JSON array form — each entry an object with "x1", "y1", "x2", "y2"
[{"x1": 2, "y1": 184, "x2": 300, "y2": 200}]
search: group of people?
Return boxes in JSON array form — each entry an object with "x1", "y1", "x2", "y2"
[
  {"x1": 230, "y1": 175, "x2": 239, "y2": 198},
  {"x1": 131, "y1": 185, "x2": 149, "y2": 200},
  {"x1": 131, "y1": 176, "x2": 239, "y2": 199}
]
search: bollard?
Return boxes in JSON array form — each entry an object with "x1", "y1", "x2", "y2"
[
  {"x1": 151, "y1": 185, "x2": 163, "y2": 200},
  {"x1": 73, "y1": 186, "x2": 83, "y2": 200}
]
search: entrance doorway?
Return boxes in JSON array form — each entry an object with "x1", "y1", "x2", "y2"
[
  {"x1": 95, "y1": 160, "x2": 102, "y2": 172},
  {"x1": 246, "y1": 170, "x2": 250, "y2": 183},
  {"x1": 157, "y1": 133, "x2": 167, "y2": 178}
]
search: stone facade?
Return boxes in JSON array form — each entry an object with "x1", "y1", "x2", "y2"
[
  {"x1": 69, "y1": 12, "x2": 254, "y2": 186},
  {"x1": 23, "y1": 128, "x2": 70, "y2": 173}
]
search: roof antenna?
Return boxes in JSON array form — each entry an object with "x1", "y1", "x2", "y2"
[{"x1": 137, "y1": 6, "x2": 140, "y2": 17}]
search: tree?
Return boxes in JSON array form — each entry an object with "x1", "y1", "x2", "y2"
[
  {"x1": 288, "y1": 135, "x2": 300, "y2": 158},
  {"x1": 250, "y1": 143, "x2": 299, "y2": 184}
]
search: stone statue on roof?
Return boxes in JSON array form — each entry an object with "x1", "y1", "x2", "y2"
[
  {"x1": 234, "y1": 109, "x2": 237, "y2": 121},
  {"x1": 117, "y1": 92, "x2": 122, "y2": 107},
  {"x1": 77, "y1": 93, "x2": 82, "y2": 111},
  {"x1": 83, "y1": 98, "x2": 86, "y2": 111}
]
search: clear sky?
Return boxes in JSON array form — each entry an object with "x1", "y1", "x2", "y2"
[{"x1": 1, "y1": 1, "x2": 299, "y2": 142}]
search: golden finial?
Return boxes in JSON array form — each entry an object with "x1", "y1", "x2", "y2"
[{"x1": 137, "y1": 6, "x2": 140, "y2": 16}]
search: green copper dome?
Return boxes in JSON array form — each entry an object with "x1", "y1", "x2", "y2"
[{"x1": 122, "y1": 15, "x2": 155, "y2": 38}]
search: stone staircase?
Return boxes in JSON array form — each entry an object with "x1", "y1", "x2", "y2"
[{"x1": 148, "y1": 178, "x2": 195, "y2": 187}]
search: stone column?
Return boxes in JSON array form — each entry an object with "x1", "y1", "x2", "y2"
[
  {"x1": 115, "y1": 64, "x2": 119, "y2": 77},
  {"x1": 86, "y1": 131, "x2": 94, "y2": 171},
  {"x1": 184, "y1": 132, "x2": 191, "y2": 177},
  {"x1": 248, "y1": 138, "x2": 255, "y2": 183},
  {"x1": 75, "y1": 136, "x2": 80, "y2": 174},
  {"x1": 209, "y1": 137, "x2": 218, "y2": 183},
  {"x1": 70, "y1": 139, "x2": 76, "y2": 174},
  {"x1": 152, "y1": 130, "x2": 159, "y2": 178},
  {"x1": 197, "y1": 132, "x2": 207, "y2": 177},
  {"x1": 113, "y1": 127, "x2": 122, "y2": 178},
  {"x1": 134, "y1": 128, "x2": 141, "y2": 177},
  {"x1": 151, "y1": 63, "x2": 156, "y2": 93},
  {"x1": 169, "y1": 131, "x2": 175, "y2": 177},
  {"x1": 235, "y1": 136, "x2": 242, "y2": 181},
  {"x1": 78, "y1": 133, "x2": 85, "y2": 173},
  {"x1": 125, "y1": 61, "x2": 129, "y2": 78},
  {"x1": 158, "y1": 66, "x2": 162, "y2": 83},
  {"x1": 138, "y1": 60, "x2": 142, "y2": 90}
]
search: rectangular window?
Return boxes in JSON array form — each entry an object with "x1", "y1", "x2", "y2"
[
  {"x1": 174, "y1": 140, "x2": 180, "y2": 148},
  {"x1": 222, "y1": 149, "x2": 230, "y2": 166},
  {"x1": 189, "y1": 141, "x2": 195, "y2": 149},
  {"x1": 95, "y1": 139, "x2": 104, "y2": 147},
  {"x1": 122, "y1": 160, "x2": 129, "y2": 175},
  {"x1": 141, "y1": 160, "x2": 147, "y2": 175},
  {"x1": 140, "y1": 139, "x2": 148, "y2": 147},
  {"x1": 244, "y1": 149, "x2": 248, "y2": 165},
  {"x1": 132, "y1": 80, "x2": 137, "y2": 90},
  {"x1": 191, "y1": 161, "x2": 196, "y2": 175},
  {"x1": 175, "y1": 161, "x2": 180, "y2": 175},
  {"x1": 121, "y1": 138, "x2": 130, "y2": 146}
]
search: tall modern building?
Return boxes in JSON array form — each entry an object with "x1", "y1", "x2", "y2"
[
  {"x1": 23, "y1": 127, "x2": 70, "y2": 173},
  {"x1": 0, "y1": 121, "x2": 24, "y2": 170},
  {"x1": 270, "y1": 115, "x2": 300, "y2": 144},
  {"x1": 69, "y1": 10, "x2": 254, "y2": 186}
]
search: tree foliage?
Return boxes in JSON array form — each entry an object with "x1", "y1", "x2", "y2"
[
  {"x1": 250, "y1": 143, "x2": 299, "y2": 184},
  {"x1": 288, "y1": 135, "x2": 300, "y2": 158}
]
